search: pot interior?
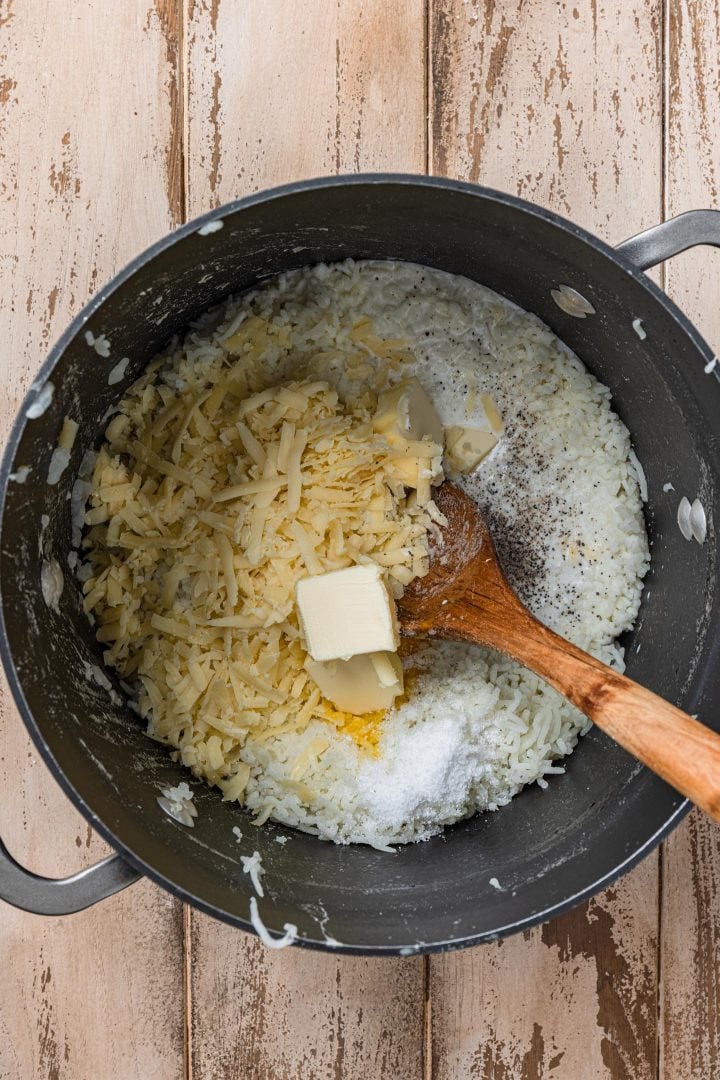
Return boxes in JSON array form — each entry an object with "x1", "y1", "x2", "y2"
[{"x1": 2, "y1": 179, "x2": 715, "y2": 951}]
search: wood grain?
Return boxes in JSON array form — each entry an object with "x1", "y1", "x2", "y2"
[
  {"x1": 427, "y1": 2, "x2": 663, "y2": 1076},
  {"x1": 185, "y1": 4, "x2": 427, "y2": 1078},
  {"x1": 660, "y1": 1, "x2": 720, "y2": 1076},
  {"x1": 430, "y1": 861, "x2": 659, "y2": 1079},
  {"x1": 190, "y1": 927, "x2": 424, "y2": 1080},
  {"x1": 0, "y1": 2, "x2": 185, "y2": 1077},
  {"x1": 186, "y1": 0, "x2": 426, "y2": 208},
  {"x1": 430, "y1": 0, "x2": 663, "y2": 238},
  {"x1": 663, "y1": 0, "x2": 720, "y2": 354}
]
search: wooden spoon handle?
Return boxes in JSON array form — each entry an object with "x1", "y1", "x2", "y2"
[{"x1": 488, "y1": 615, "x2": 720, "y2": 820}]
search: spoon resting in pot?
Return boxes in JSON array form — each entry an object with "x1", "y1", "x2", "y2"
[{"x1": 398, "y1": 482, "x2": 720, "y2": 821}]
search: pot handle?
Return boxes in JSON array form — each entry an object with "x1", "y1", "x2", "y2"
[
  {"x1": 617, "y1": 209, "x2": 720, "y2": 271},
  {"x1": 0, "y1": 835, "x2": 142, "y2": 915}
]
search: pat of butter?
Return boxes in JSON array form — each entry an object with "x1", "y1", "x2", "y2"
[
  {"x1": 445, "y1": 394, "x2": 503, "y2": 473},
  {"x1": 445, "y1": 426, "x2": 499, "y2": 473},
  {"x1": 373, "y1": 378, "x2": 444, "y2": 447},
  {"x1": 295, "y1": 564, "x2": 399, "y2": 662},
  {"x1": 306, "y1": 651, "x2": 403, "y2": 714}
]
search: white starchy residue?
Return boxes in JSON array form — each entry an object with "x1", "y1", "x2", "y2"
[
  {"x1": 157, "y1": 781, "x2": 198, "y2": 827},
  {"x1": 47, "y1": 447, "x2": 70, "y2": 485},
  {"x1": 40, "y1": 558, "x2": 63, "y2": 611},
  {"x1": 108, "y1": 357, "x2": 130, "y2": 385},
  {"x1": 198, "y1": 219, "x2": 224, "y2": 235},
  {"x1": 249, "y1": 896, "x2": 297, "y2": 950},
  {"x1": 632, "y1": 318, "x2": 647, "y2": 340},
  {"x1": 663, "y1": 482, "x2": 675, "y2": 493},
  {"x1": 240, "y1": 850, "x2": 265, "y2": 897},
  {"x1": 628, "y1": 449, "x2": 647, "y2": 503},
  {"x1": 705, "y1": 357, "x2": 718, "y2": 374},
  {"x1": 690, "y1": 498, "x2": 707, "y2": 545},
  {"x1": 275, "y1": 835, "x2": 289, "y2": 845},
  {"x1": 82, "y1": 660, "x2": 113, "y2": 693},
  {"x1": 40, "y1": 514, "x2": 49, "y2": 529},
  {"x1": 232, "y1": 826, "x2": 243, "y2": 843},
  {"x1": 45, "y1": 415, "x2": 79, "y2": 484},
  {"x1": 677, "y1": 496, "x2": 693, "y2": 541},
  {"x1": 78, "y1": 449, "x2": 97, "y2": 479},
  {"x1": 9, "y1": 465, "x2": 31, "y2": 483},
  {"x1": 489, "y1": 877, "x2": 501, "y2": 890},
  {"x1": 85, "y1": 330, "x2": 111, "y2": 357},
  {"x1": 314, "y1": 902, "x2": 341, "y2": 946},
  {"x1": 70, "y1": 477, "x2": 92, "y2": 547},
  {"x1": 26, "y1": 382, "x2": 54, "y2": 419},
  {"x1": 67, "y1": 550, "x2": 78, "y2": 570}
]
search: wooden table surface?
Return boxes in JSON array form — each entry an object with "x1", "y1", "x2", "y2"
[{"x1": 2, "y1": 2, "x2": 720, "y2": 1077}]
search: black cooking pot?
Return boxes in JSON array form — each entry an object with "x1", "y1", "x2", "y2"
[{"x1": 1, "y1": 176, "x2": 719, "y2": 954}]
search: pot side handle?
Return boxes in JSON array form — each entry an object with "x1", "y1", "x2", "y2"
[
  {"x1": 0, "y1": 835, "x2": 142, "y2": 915},
  {"x1": 617, "y1": 209, "x2": 720, "y2": 271}
]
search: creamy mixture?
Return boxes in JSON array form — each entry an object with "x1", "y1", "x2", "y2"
[{"x1": 80, "y1": 261, "x2": 649, "y2": 848}]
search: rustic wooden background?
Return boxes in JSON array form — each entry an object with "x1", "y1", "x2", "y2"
[{"x1": 1, "y1": 1, "x2": 720, "y2": 1077}]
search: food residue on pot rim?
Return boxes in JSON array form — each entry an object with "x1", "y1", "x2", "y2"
[
  {"x1": 198, "y1": 219, "x2": 224, "y2": 236},
  {"x1": 85, "y1": 330, "x2": 111, "y2": 357},
  {"x1": 25, "y1": 381, "x2": 54, "y2": 419},
  {"x1": 677, "y1": 495, "x2": 707, "y2": 544},
  {"x1": 240, "y1": 850, "x2": 265, "y2": 897},
  {"x1": 249, "y1": 896, "x2": 297, "y2": 950},
  {"x1": 108, "y1": 357, "x2": 130, "y2": 385},
  {"x1": 157, "y1": 781, "x2": 197, "y2": 827},
  {"x1": 8, "y1": 465, "x2": 31, "y2": 483},
  {"x1": 40, "y1": 558, "x2": 63, "y2": 612},
  {"x1": 46, "y1": 416, "x2": 78, "y2": 486}
]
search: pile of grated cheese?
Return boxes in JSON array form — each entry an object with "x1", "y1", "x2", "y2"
[{"x1": 81, "y1": 321, "x2": 441, "y2": 804}]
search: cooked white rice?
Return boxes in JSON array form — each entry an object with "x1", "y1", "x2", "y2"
[{"x1": 95, "y1": 260, "x2": 651, "y2": 847}]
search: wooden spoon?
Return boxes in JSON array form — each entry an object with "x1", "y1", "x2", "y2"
[{"x1": 398, "y1": 481, "x2": 720, "y2": 820}]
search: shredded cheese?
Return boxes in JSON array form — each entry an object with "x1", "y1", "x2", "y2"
[{"x1": 83, "y1": 328, "x2": 439, "y2": 807}]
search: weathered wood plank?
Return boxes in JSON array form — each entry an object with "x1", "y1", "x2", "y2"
[
  {"x1": 430, "y1": 863, "x2": 659, "y2": 1079},
  {"x1": 431, "y1": 0, "x2": 662, "y2": 238},
  {"x1": 0, "y1": 2, "x2": 185, "y2": 1077},
  {"x1": 661, "y1": 812, "x2": 720, "y2": 1078},
  {"x1": 185, "y1": 3, "x2": 427, "y2": 1078},
  {"x1": 428, "y1": 2, "x2": 663, "y2": 1076},
  {"x1": 660, "y1": 1, "x2": 720, "y2": 1076},
  {"x1": 186, "y1": 0, "x2": 426, "y2": 207},
  {"x1": 663, "y1": 0, "x2": 720, "y2": 352},
  {"x1": 190, "y1": 926, "x2": 425, "y2": 1080}
]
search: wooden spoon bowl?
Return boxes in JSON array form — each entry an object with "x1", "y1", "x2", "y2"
[{"x1": 398, "y1": 482, "x2": 720, "y2": 820}]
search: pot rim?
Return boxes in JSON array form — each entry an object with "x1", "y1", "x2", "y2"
[{"x1": 0, "y1": 173, "x2": 701, "y2": 953}]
